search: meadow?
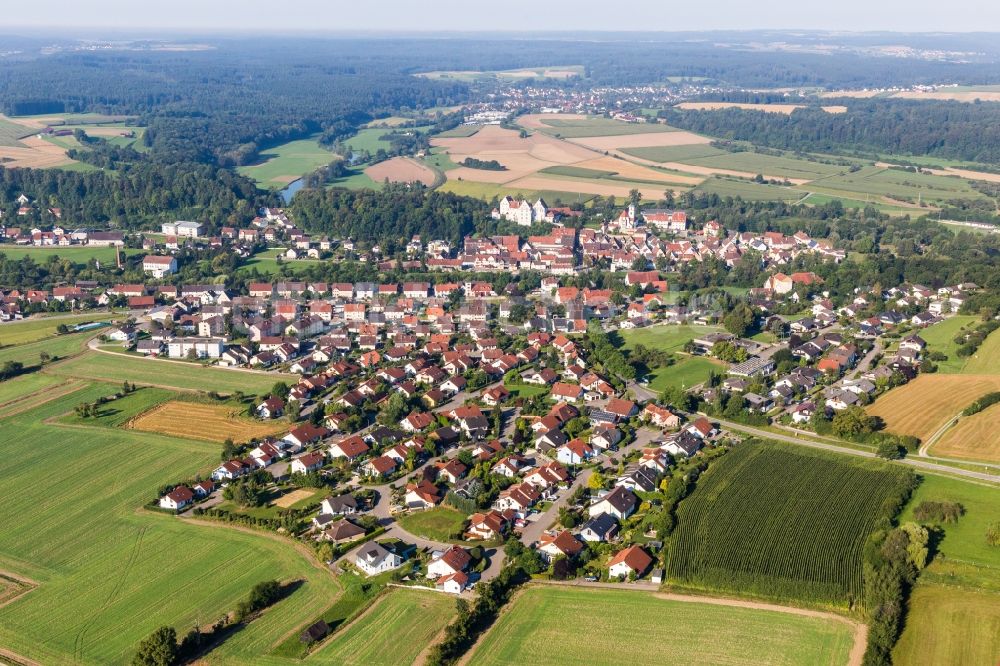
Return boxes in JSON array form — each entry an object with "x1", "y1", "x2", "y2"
[
  {"x1": 60, "y1": 386, "x2": 176, "y2": 428},
  {"x1": 801, "y1": 165, "x2": 987, "y2": 205},
  {"x1": 694, "y1": 176, "x2": 802, "y2": 201},
  {"x1": 680, "y1": 151, "x2": 849, "y2": 181},
  {"x1": 306, "y1": 588, "x2": 455, "y2": 665},
  {"x1": 617, "y1": 324, "x2": 722, "y2": 353},
  {"x1": 467, "y1": 586, "x2": 857, "y2": 666},
  {"x1": 0, "y1": 116, "x2": 33, "y2": 146},
  {"x1": 0, "y1": 330, "x2": 93, "y2": 367},
  {"x1": 867, "y1": 374, "x2": 1000, "y2": 443},
  {"x1": 0, "y1": 383, "x2": 342, "y2": 665},
  {"x1": 667, "y1": 442, "x2": 912, "y2": 606},
  {"x1": 617, "y1": 324, "x2": 726, "y2": 391},
  {"x1": 237, "y1": 136, "x2": 337, "y2": 189},
  {"x1": 47, "y1": 350, "x2": 285, "y2": 394},
  {"x1": 908, "y1": 315, "x2": 979, "y2": 373},
  {"x1": 622, "y1": 143, "x2": 729, "y2": 163},
  {"x1": 395, "y1": 506, "x2": 467, "y2": 542},
  {"x1": 961, "y1": 328, "x2": 1000, "y2": 374},
  {"x1": 0, "y1": 312, "x2": 119, "y2": 347},
  {"x1": 893, "y1": 474, "x2": 1000, "y2": 665}
]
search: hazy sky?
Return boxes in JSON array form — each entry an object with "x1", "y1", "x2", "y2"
[{"x1": 3, "y1": 0, "x2": 1000, "y2": 33}]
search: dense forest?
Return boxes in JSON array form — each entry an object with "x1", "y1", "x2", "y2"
[
  {"x1": 0, "y1": 163, "x2": 272, "y2": 230},
  {"x1": 289, "y1": 184, "x2": 491, "y2": 248},
  {"x1": 662, "y1": 100, "x2": 1000, "y2": 164}
]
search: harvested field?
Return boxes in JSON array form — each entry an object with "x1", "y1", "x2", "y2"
[
  {"x1": 893, "y1": 90, "x2": 1000, "y2": 102},
  {"x1": 504, "y1": 175, "x2": 660, "y2": 199},
  {"x1": 675, "y1": 102, "x2": 847, "y2": 114},
  {"x1": 567, "y1": 130, "x2": 711, "y2": 151},
  {"x1": 867, "y1": 374, "x2": 1000, "y2": 443},
  {"x1": 127, "y1": 400, "x2": 287, "y2": 443},
  {"x1": 571, "y1": 155, "x2": 704, "y2": 185},
  {"x1": 930, "y1": 402, "x2": 1000, "y2": 463},
  {"x1": 0, "y1": 136, "x2": 77, "y2": 168},
  {"x1": 364, "y1": 157, "x2": 437, "y2": 185},
  {"x1": 820, "y1": 90, "x2": 883, "y2": 99},
  {"x1": 517, "y1": 113, "x2": 588, "y2": 129},
  {"x1": 272, "y1": 488, "x2": 316, "y2": 508}
]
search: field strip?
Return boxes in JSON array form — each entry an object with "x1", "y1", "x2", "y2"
[
  {"x1": 88, "y1": 344, "x2": 294, "y2": 380},
  {"x1": 0, "y1": 647, "x2": 42, "y2": 666},
  {"x1": 175, "y1": 515, "x2": 335, "y2": 578},
  {"x1": 0, "y1": 379, "x2": 87, "y2": 419},
  {"x1": 306, "y1": 590, "x2": 389, "y2": 658},
  {"x1": 920, "y1": 414, "x2": 962, "y2": 456},
  {"x1": 0, "y1": 570, "x2": 39, "y2": 611}
]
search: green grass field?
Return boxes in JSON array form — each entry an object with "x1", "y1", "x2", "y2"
[
  {"x1": 0, "y1": 383, "x2": 341, "y2": 665},
  {"x1": 534, "y1": 116, "x2": 679, "y2": 139},
  {"x1": 0, "y1": 117, "x2": 34, "y2": 147},
  {"x1": 918, "y1": 315, "x2": 982, "y2": 373},
  {"x1": 395, "y1": 507, "x2": 467, "y2": 542},
  {"x1": 0, "y1": 245, "x2": 138, "y2": 264},
  {"x1": 47, "y1": 351, "x2": 284, "y2": 394},
  {"x1": 467, "y1": 586, "x2": 856, "y2": 666},
  {"x1": 961, "y1": 328, "x2": 1000, "y2": 375},
  {"x1": 237, "y1": 137, "x2": 337, "y2": 189},
  {"x1": 648, "y1": 356, "x2": 726, "y2": 392},
  {"x1": 0, "y1": 372, "x2": 62, "y2": 406},
  {"x1": 894, "y1": 474, "x2": 1000, "y2": 666},
  {"x1": 617, "y1": 324, "x2": 721, "y2": 353},
  {"x1": 621, "y1": 144, "x2": 729, "y2": 162},
  {"x1": 434, "y1": 125, "x2": 480, "y2": 138},
  {"x1": 801, "y1": 165, "x2": 987, "y2": 205},
  {"x1": 306, "y1": 588, "x2": 455, "y2": 665},
  {"x1": 539, "y1": 165, "x2": 618, "y2": 179},
  {"x1": 0, "y1": 330, "x2": 93, "y2": 367},
  {"x1": 694, "y1": 176, "x2": 802, "y2": 202},
  {"x1": 59, "y1": 386, "x2": 175, "y2": 428},
  {"x1": 0, "y1": 313, "x2": 118, "y2": 348},
  {"x1": 668, "y1": 442, "x2": 912, "y2": 606},
  {"x1": 683, "y1": 151, "x2": 850, "y2": 180}
]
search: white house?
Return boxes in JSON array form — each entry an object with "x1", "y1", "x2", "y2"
[
  {"x1": 608, "y1": 545, "x2": 653, "y2": 579},
  {"x1": 427, "y1": 545, "x2": 471, "y2": 579},
  {"x1": 142, "y1": 255, "x2": 178, "y2": 278},
  {"x1": 167, "y1": 337, "x2": 225, "y2": 359},
  {"x1": 161, "y1": 220, "x2": 202, "y2": 237},
  {"x1": 159, "y1": 486, "x2": 194, "y2": 512},
  {"x1": 354, "y1": 542, "x2": 402, "y2": 576}
]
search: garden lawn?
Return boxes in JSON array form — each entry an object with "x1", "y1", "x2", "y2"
[
  {"x1": 467, "y1": 586, "x2": 855, "y2": 666},
  {"x1": 918, "y1": 315, "x2": 980, "y2": 373},
  {"x1": 307, "y1": 588, "x2": 455, "y2": 665},
  {"x1": 0, "y1": 383, "x2": 341, "y2": 665},
  {"x1": 395, "y1": 507, "x2": 467, "y2": 542},
  {"x1": 47, "y1": 350, "x2": 285, "y2": 394},
  {"x1": 646, "y1": 356, "x2": 726, "y2": 392}
]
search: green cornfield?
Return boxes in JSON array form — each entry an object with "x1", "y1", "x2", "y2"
[{"x1": 667, "y1": 442, "x2": 913, "y2": 609}]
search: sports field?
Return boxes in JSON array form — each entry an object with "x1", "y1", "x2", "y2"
[
  {"x1": 129, "y1": 400, "x2": 287, "y2": 443},
  {"x1": 47, "y1": 351, "x2": 285, "y2": 394},
  {"x1": 307, "y1": 589, "x2": 455, "y2": 665},
  {"x1": 0, "y1": 383, "x2": 341, "y2": 665},
  {"x1": 867, "y1": 374, "x2": 1000, "y2": 443},
  {"x1": 237, "y1": 136, "x2": 337, "y2": 189},
  {"x1": 0, "y1": 244, "x2": 131, "y2": 264},
  {"x1": 467, "y1": 586, "x2": 857, "y2": 666}
]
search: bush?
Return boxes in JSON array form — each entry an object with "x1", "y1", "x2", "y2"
[
  {"x1": 913, "y1": 501, "x2": 964, "y2": 524},
  {"x1": 132, "y1": 626, "x2": 178, "y2": 666},
  {"x1": 987, "y1": 521, "x2": 1000, "y2": 547},
  {"x1": 876, "y1": 442, "x2": 904, "y2": 460}
]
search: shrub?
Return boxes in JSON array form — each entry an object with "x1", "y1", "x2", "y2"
[{"x1": 913, "y1": 500, "x2": 964, "y2": 524}]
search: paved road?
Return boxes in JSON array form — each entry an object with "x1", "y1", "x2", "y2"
[{"x1": 714, "y1": 418, "x2": 1000, "y2": 485}]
